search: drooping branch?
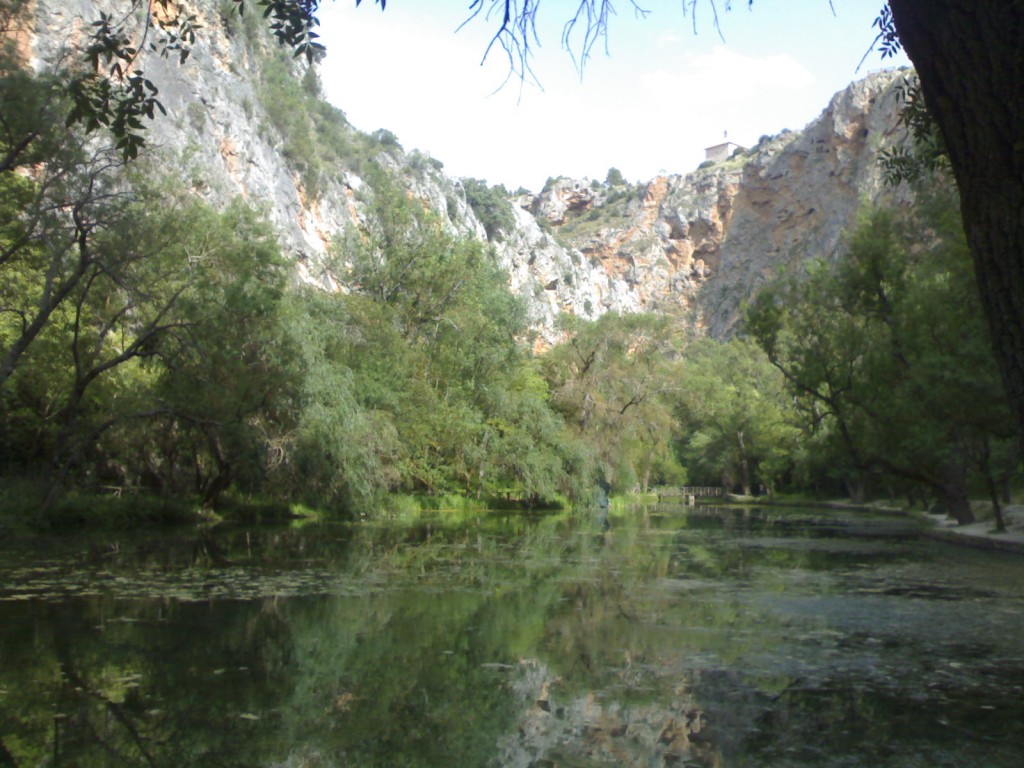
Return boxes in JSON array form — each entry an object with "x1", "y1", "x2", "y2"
[{"x1": 462, "y1": 1, "x2": 757, "y2": 84}]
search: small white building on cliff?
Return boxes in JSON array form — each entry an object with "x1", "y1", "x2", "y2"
[{"x1": 704, "y1": 141, "x2": 745, "y2": 163}]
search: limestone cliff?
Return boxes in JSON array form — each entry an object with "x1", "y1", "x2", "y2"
[
  {"x1": 22, "y1": 0, "x2": 914, "y2": 344},
  {"x1": 528, "y1": 71, "x2": 914, "y2": 338}
]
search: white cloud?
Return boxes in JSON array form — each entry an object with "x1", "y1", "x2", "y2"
[
  {"x1": 314, "y1": 3, "x2": 903, "y2": 191},
  {"x1": 640, "y1": 46, "x2": 815, "y2": 101}
]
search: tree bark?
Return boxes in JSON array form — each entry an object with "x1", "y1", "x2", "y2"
[
  {"x1": 201, "y1": 429, "x2": 232, "y2": 510},
  {"x1": 938, "y1": 482, "x2": 975, "y2": 526},
  {"x1": 934, "y1": 445, "x2": 975, "y2": 525},
  {"x1": 888, "y1": 0, "x2": 1024, "y2": 452},
  {"x1": 976, "y1": 436, "x2": 1008, "y2": 532},
  {"x1": 843, "y1": 474, "x2": 865, "y2": 505},
  {"x1": 736, "y1": 429, "x2": 752, "y2": 496}
]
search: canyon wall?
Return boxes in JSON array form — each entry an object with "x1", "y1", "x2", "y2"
[{"x1": 23, "y1": 1, "x2": 914, "y2": 342}]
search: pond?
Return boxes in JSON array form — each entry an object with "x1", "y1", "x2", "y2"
[{"x1": 1, "y1": 504, "x2": 1022, "y2": 767}]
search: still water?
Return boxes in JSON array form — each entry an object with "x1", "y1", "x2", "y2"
[{"x1": 1, "y1": 505, "x2": 1022, "y2": 767}]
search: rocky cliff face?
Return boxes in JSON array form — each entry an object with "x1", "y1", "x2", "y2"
[
  {"x1": 527, "y1": 71, "x2": 914, "y2": 338},
  {"x1": 23, "y1": 0, "x2": 913, "y2": 344}
]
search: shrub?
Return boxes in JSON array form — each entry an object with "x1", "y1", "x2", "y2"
[
  {"x1": 372, "y1": 128, "x2": 401, "y2": 150},
  {"x1": 462, "y1": 178, "x2": 516, "y2": 241}
]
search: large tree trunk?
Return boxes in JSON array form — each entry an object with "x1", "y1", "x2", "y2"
[
  {"x1": 938, "y1": 483, "x2": 975, "y2": 526},
  {"x1": 929, "y1": 446, "x2": 975, "y2": 525},
  {"x1": 888, "y1": 1, "x2": 1024, "y2": 453},
  {"x1": 843, "y1": 474, "x2": 866, "y2": 505},
  {"x1": 735, "y1": 429, "x2": 752, "y2": 496}
]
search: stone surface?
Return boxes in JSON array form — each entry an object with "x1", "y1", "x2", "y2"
[{"x1": 24, "y1": 1, "x2": 915, "y2": 345}]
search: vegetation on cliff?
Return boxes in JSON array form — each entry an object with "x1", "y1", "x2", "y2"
[
  {"x1": 1, "y1": 1, "x2": 1018, "y2": 526},
  {"x1": 0, "y1": 66, "x2": 595, "y2": 517}
]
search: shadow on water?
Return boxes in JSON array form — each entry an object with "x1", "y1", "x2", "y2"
[{"x1": 0, "y1": 504, "x2": 1022, "y2": 767}]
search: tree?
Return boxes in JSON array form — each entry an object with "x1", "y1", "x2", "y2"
[
  {"x1": 674, "y1": 338, "x2": 800, "y2": 496},
  {"x1": 332, "y1": 170, "x2": 587, "y2": 504},
  {"x1": 136, "y1": 196, "x2": 291, "y2": 509},
  {"x1": 7, "y1": 189, "x2": 291, "y2": 514},
  {"x1": 882, "y1": 1, "x2": 1024, "y2": 456},
  {"x1": 461, "y1": 178, "x2": 516, "y2": 241},
  {"x1": 746, "y1": 193, "x2": 1015, "y2": 522},
  {"x1": 269, "y1": 289, "x2": 402, "y2": 511},
  {"x1": 604, "y1": 167, "x2": 624, "y2": 186},
  {"x1": 541, "y1": 312, "x2": 684, "y2": 492}
]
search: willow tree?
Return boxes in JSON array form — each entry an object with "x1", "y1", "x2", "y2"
[{"x1": 746, "y1": 195, "x2": 1014, "y2": 523}]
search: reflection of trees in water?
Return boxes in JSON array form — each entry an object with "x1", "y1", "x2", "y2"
[
  {"x1": 50, "y1": 603, "x2": 159, "y2": 767},
  {"x1": 0, "y1": 596, "x2": 300, "y2": 767},
  {"x1": 2, "y1": 511, "x2": 1024, "y2": 767},
  {"x1": 494, "y1": 658, "x2": 723, "y2": 768},
  {"x1": 0, "y1": 518, "x2": 580, "y2": 766}
]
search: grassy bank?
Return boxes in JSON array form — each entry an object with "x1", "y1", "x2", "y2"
[{"x1": 0, "y1": 477, "x2": 570, "y2": 535}]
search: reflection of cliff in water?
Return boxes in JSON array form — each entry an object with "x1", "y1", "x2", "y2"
[{"x1": 495, "y1": 658, "x2": 722, "y2": 768}]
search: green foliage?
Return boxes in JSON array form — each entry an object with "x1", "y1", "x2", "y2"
[
  {"x1": 0, "y1": 128, "x2": 295, "y2": 511},
  {"x1": 746, "y1": 191, "x2": 1013, "y2": 517},
  {"x1": 291, "y1": 173, "x2": 592, "y2": 507},
  {"x1": 605, "y1": 167, "x2": 625, "y2": 186},
  {"x1": 555, "y1": 187, "x2": 633, "y2": 245},
  {"x1": 137, "y1": 196, "x2": 291, "y2": 508},
  {"x1": 674, "y1": 338, "x2": 800, "y2": 495},
  {"x1": 219, "y1": 0, "x2": 264, "y2": 44},
  {"x1": 371, "y1": 128, "x2": 402, "y2": 149},
  {"x1": 4, "y1": 17, "x2": 816, "y2": 519},
  {"x1": 461, "y1": 178, "x2": 516, "y2": 241},
  {"x1": 254, "y1": 49, "x2": 395, "y2": 198},
  {"x1": 257, "y1": 52, "x2": 322, "y2": 193},
  {"x1": 541, "y1": 312, "x2": 682, "y2": 492},
  {"x1": 269, "y1": 290, "x2": 401, "y2": 512},
  {"x1": 408, "y1": 150, "x2": 444, "y2": 175},
  {"x1": 879, "y1": 75, "x2": 949, "y2": 186}
]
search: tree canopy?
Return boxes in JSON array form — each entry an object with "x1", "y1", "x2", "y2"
[
  {"x1": 5, "y1": 0, "x2": 1023, "y2": 520},
  {"x1": 746, "y1": 190, "x2": 1015, "y2": 523}
]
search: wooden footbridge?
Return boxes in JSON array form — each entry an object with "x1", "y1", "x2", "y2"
[{"x1": 653, "y1": 486, "x2": 724, "y2": 504}]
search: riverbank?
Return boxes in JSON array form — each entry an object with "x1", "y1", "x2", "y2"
[
  {"x1": 719, "y1": 493, "x2": 1024, "y2": 555},
  {"x1": 917, "y1": 504, "x2": 1024, "y2": 553}
]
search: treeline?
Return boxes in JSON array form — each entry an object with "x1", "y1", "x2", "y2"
[
  {"x1": 0, "y1": 116, "x2": 591, "y2": 515},
  {"x1": 2, "y1": 21, "x2": 1015, "y2": 524},
  {"x1": 0, "y1": 40, "x2": 774, "y2": 519},
  {"x1": 533, "y1": 182, "x2": 1019, "y2": 526}
]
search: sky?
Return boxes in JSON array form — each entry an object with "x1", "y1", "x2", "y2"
[{"x1": 316, "y1": 1, "x2": 911, "y2": 192}]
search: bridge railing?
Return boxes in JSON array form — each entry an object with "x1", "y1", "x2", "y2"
[{"x1": 652, "y1": 486, "x2": 724, "y2": 504}]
